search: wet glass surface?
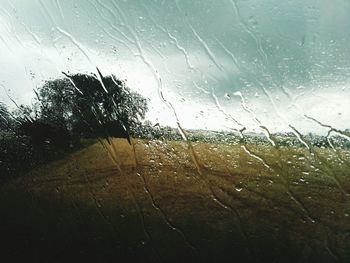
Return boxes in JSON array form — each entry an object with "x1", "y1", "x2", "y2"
[{"x1": 0, "y1": 1, "x2": 350, "y2": 262}]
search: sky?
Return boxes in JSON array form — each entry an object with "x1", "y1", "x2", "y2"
[{"x1": 0, "y1": 0, "x2": 350, "y2": 135}]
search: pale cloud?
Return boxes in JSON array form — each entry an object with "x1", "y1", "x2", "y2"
[{"x1": 0, "y1": 0, "x2": 349, "y2": 135}]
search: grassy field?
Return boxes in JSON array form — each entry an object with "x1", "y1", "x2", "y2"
[{"x1": 1, "y1": 138, "x2": 349, "y2": 262}]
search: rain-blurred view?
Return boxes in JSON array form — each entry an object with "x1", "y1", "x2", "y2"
[{"x1": 0, "y1": 0, "x2": 349, "y2": 262}]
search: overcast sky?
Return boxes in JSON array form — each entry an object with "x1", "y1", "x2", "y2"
[{"x1": 1, "y1": 0, "x2": 350, "y2": 135}]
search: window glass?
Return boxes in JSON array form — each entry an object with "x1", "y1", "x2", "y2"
[{"x1": 1, "y1": 1, "x2": 349, "y2": 262}]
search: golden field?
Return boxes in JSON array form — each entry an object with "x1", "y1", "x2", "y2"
[{"x1": 1, "y1": 138, "x2": 349, "y2": 262}]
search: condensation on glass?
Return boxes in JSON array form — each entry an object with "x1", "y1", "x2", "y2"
[{"x1": 0, "y1": 1, "x2": 349, "y2": 262}]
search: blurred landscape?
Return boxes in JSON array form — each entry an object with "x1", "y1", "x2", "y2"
[
  {"x1": 1, "y1": 72, "x2": 350, "y2": 262},
  {"x1": 1, "y1": 1, "x2": 350, "y2": 262}
]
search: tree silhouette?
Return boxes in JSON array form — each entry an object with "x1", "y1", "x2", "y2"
[{"x1": 21, "y1": 69, "x2": 148, "y2": 145}]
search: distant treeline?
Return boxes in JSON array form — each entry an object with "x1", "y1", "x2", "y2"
[{"x1": 136, "y1": 124, "x2": 350, "y2": 150}]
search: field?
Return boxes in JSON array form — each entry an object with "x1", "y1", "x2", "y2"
[{"x1": 1, "y1": 138, "x2": 349, "y2": 262}]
